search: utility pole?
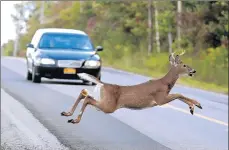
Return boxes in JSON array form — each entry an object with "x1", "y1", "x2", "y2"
[
  {"x1": 177, "y1": 1, "x2": 182, "y2": 49},
  {"x1": 147, "y1": 0, "x2": 152, "y2": 56}
]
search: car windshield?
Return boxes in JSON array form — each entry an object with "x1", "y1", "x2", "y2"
[{"x1": 38, "y1": 32, "x2": 94, "y2": 51}]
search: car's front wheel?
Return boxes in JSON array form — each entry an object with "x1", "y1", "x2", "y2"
[
  {"x1": 26, "y1": 70, "x2": 32, "y2": 80},
  {"x1": 26, "y1": 59, "x2": 32, "y2": 81},
  {"x1": 32, "y1": 66, "x2": 41, "y2": 83}
]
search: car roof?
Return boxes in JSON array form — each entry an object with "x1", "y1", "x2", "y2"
[{"x1": 36, "y1": 28, "x2": 87, "y2": 36}]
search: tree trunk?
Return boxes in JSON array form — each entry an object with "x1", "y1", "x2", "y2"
[
  {"x1": 168, "y1": 28, "x2": 173, "y2": 53},
  {"x1": 177, "y1": 1, "x2": 182, "y2": 49},
  {"x1": 154, "y1": 1, "x2": 160, "y2": 53},
  {"x1": 147, "y1": 0, "x2": 152, "y2": 56},
  {"x1": 13, "y1": 22, "x2": 20, "y2": 57}
]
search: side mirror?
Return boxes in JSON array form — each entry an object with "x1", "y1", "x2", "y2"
[
  {"x1": 26, "y1": 43, "x2": 34, "y2": 48},
  {"x1": 95, "y1": 46, "x2": 103, "y2": 52}
]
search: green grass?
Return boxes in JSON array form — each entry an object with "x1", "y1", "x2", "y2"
[{"x1": 102, "y1": 59, "x2": 228, "y2": 95}]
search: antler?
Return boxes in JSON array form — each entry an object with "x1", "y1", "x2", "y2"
[
  {"x1": 172, "y1": 49, "x2": 186, "y2": 56},
  {"x1": 179, "y1": 49, "x2": 186, "y2": 56},
  {"x1": 171, "y1": 52, "x2": 176, "y2": 60},
  {"x1": 169, "y1": 50, "x2": 185, "y2": 65}
]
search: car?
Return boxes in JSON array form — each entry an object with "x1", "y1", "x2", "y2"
[{"x1": 25, "y1": 28, "x2": 103, "y2": 85}]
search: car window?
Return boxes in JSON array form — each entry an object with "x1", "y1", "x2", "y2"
[{"x1": 38, "y1": 33, "x2": 94, "y2": 51}]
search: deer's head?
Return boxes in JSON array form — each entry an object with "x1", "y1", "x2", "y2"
[{"x1": 169, "y1": 50, "x2": 196, "y2": 77}]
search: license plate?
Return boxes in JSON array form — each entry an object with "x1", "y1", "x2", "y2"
[{"x1": 63, "y1": 68, "x2": 76, "y2": 74}]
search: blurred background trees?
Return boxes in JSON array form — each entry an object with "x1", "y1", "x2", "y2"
[{"x1": 2, "y1": 1, "x2": 228, "y2": 93}]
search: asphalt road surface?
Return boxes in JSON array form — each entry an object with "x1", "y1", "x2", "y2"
[
  {"x1": 1, "y1": 88, "x2": 68, "y2": 150},
  {"x1": 1, "y1": 56, "x2": 228, "y2": 150}
]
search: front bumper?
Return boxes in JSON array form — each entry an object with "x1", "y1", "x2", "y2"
[{"x1": 35, "y1": 65, "x2": 101, "y2": 79}]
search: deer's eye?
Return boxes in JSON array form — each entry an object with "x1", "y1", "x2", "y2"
[{"x1": 183, "y1": 65, "x2": 186, "y2": 67}]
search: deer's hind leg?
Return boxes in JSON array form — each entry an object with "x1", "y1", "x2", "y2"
[
  {"x1": 165, "y1": 94, "x2": 202, "y2": 115},
  {"x1": 68, "y1": 95, "x2": 101, "y2": 124},
  {"x1": 61, "y1": 89, "x2": 89, "y2": 117}
]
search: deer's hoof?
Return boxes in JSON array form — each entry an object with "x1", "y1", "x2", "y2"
[
  {"x1": 68, "y1": 119, "x2": 74, "y2": 123},
  {"x1": 67, "y1": 119, "x2": 79, "y2": 124},
  {"x1": 196, "y1": 104, "x2": 202, "y2": 109},
  {"x1": 190, "y1": 109, "x2": 194, "y2": 115},
  {"x1": 61, "y1": 112, "x2": 72, "y2": 116},
  {"x1": 61, "y1": 112, "x2": 69, "y2": 116}
]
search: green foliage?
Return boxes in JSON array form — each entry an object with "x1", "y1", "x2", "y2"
[
  {"x1": 59, "y1": 2, "x2": 81, "y2": 29},
  {"x1": 2, "y1": 40, "x2": 14, "y2": 56},
  {"x1": 156, "y1": 1, "x2": 175, "y2": 33}
]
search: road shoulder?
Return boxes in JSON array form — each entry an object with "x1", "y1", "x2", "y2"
[{"x1": 1, "y1": 88, "x2": 68, "y2": 150}]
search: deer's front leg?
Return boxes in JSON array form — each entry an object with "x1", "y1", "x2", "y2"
[
  {"x1": 68, "y1": 96, "x2": 100, "y2": 124},
  {"x1": 61, "y1": 89, "x2": 88, "y2": 117},
  {"x1": 166, "y1": 94, "x2": 202, "y2": 115}
]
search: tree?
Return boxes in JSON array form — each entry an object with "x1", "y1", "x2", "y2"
[
  {"x1": 148, "y1": 0, "x2": 152, "y2": 55},
  {"x1": 154, "y1": 1, "x2": 160, "y2": 53}
]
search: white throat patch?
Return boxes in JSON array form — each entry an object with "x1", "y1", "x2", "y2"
[{"x1": 91, "y1": 83, "x2": 103, "y2": 101}]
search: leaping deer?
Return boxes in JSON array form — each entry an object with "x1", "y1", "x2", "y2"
[{"x1": 61, "y1": 50, "x2": 202, "y2": 124}]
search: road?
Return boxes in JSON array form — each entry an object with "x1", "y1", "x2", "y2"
[
  {"x1": 1, "y1": 88, "x2": 68, "y2": 150},
  {"x1": 1, "y1": 56, "x2": 228, "y2": 150}
]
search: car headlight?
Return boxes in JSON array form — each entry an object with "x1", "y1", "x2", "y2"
[
  {"x1": 40, "y1": 58, "x2": 55, "y2": 65},
  {"x1": 34, "y1": 58, "x2": 55, "y2": 65},
  {"x1": 84, "y1": 60, "x2": 101, "y2": 68}
]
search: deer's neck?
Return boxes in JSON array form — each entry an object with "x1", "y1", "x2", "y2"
[{"x1": 161, "y1": 67, "x2": 179, "y2": 90}]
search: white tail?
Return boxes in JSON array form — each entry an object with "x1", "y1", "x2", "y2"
[
  {"x1": 78, "y1": 73, "x2": 102, "y2": 85},
  {"x1": 78, "y1": 73, "x2": 103, "y2": 101}
]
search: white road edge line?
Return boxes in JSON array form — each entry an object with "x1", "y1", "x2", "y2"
[{"x1": 162, "y1": 104, "x2": 228, "y2": 127}]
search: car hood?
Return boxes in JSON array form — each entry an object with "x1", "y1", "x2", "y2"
[{"x1": 38, "y1": 49, "x2": 100, "y2": 61}]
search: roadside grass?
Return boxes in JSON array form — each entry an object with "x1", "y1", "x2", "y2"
[
  {"x1": 101, "y1": 54, "x2": 228, "y2": 95},
  {"x1": 15, "y1": 51, "x2": 228, "y2": 95}
]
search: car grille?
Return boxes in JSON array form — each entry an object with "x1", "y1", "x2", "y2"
[{"x1": 57, "y1": 60, "x2": 84, "y2": 68}]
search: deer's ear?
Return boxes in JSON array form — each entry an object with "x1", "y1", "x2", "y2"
[{"x1": 169, "y1": 54, "x2": 175, "y2": 65}]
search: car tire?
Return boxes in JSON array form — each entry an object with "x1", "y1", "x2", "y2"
[
  {"x1": 26, "y1": 70, "x2": 32, "y2": 80},
  {"x1": 26, "y1": 60, "x2": 32, "y2": 81},
  {"x1": 32, "y1": 66, "x2": 41, "y2": 83}
]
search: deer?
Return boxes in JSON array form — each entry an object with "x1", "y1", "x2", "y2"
[{"x1": 61, "y1": 50, "x2": 203, "y2": 124}]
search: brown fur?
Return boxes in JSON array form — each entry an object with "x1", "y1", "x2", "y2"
[{"x1": 61, "y1": 51, "x2": 202, "y2": 124}]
